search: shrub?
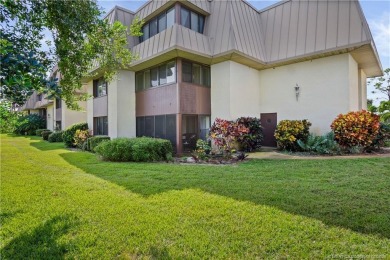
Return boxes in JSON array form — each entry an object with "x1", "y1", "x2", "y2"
[
  {"x1": 36, "y1": 129, "x2": 49, "y2": 136},
  {"x1": 330, "y1": 110, "x2": 380, "y2": 149},
  {"x1": 297, "y1": 132, "x2": 340, "y2": 155},
  {"x1": 370, "y1": 122, "x2": 390, "y2": 149},
  {"x1": 41, "y1": 130, "x2": 53, "y2": 141},
  {"x1": 62, "y1": 122, "x2": 88, "y2": 147},
  {"x1": 193, "y1": 139, "x2": 211, "y2": 160},
  {"x1": 274, "y1": 119, "x2": 311, "y2": 151},
  {"x1": 236, "y1": 117, "x2": 263, "y2": 152},
  {"x1": 14, "y1": 114, "x2": 46, "y2": 135},
  {"x1": 95, "y1": 137, "x2": 173, "y2": 162},
  {"x1": 48, "y1": 131, "x2": 64, "y2": 142},
  {"x1": 73, "y1": 129, "x2": 91, "y2": 149},
  {"x1": 87, "y1": 136, "x2": 110, "y2": 152},
  {"x1": 209, "y1": 118, "x2": 249, "y2": 154}
]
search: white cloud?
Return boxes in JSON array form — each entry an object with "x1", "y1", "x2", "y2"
[{"x1": 369, "y1": 12, "x2": 390, "y2": 60}]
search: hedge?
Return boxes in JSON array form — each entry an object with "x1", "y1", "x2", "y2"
[
  {"x1": 42, "y1": 130, "x2": 53, "y2": 141},
  {"x1": 95, "y1": 137, "x2": 173, "y2": 162},
  {"x1": 62, "y1": 122, "x2": 88, "y2": 147},
  {"x1": 87, "y1": 136, "x2": 111, "y2": 152},
  {"x1": 36, "y1": 129, "x2": 49, "y2": 136},
  {"x1": 48, "y1": 131, "x2": 64, "y2": 142}
]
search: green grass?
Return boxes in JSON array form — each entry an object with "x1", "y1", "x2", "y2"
[{"x1": 1, "y1": 135, "x2": 389, "y2": 259}]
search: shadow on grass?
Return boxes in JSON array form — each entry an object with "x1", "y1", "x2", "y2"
[
  {"x1": 0, "y1": 210, "x2": 23, "y2": 226},
  {"x1": 30, "y1": 140, "x2": 65, "y2": 151},
  {"x1": 1, "y1": 215, "x2": 76, "y2": 259},
  {"x1": 60, "y1": 152, "x2": 390, "y2": 239}
]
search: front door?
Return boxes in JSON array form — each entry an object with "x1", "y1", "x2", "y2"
[{"x1": 260, "y1": 113, "x2": 277, "y2": 147}]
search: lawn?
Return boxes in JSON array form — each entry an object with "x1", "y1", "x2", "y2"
[{"x1": 1, "y1": 135, "x2": 389, "y2": 259}]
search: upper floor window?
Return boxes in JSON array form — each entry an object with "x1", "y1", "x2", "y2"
[
  {"x1": 180, "y1": 7, "x2": 205, "y2": 34},
  {"x1": 55, "y1": 98, "x2": 61, "y2": 109},
  {"x1": 140, "y1": 8, "x2": 175, "y2": 42},
  {"x1": 136, "y1": 60, "x2": 176, "y2": 91},
  {"x1": 93, "y1": 78, "x2": 107, "y2": 98},
  {"x1": 37, "y1": 93, "x2": 42, "y2": 101},
  {"x1": 182, "y1": 61, "x2": 210, "y2": 87}
]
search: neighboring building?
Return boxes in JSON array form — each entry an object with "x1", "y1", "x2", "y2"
[
  {"x1": 21, "y1": 67, "x2": 87, "y2": 131},
  {"x1": 84, "y1": 0, "x2": 382, "y2": 153}
]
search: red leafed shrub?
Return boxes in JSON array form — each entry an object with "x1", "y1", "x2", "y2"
[
  {"x1": 330, "y1": 110, "x2": 380, "y2": 148},
  {"x1": 209, "y1": 118, "x2": 249, "y2": 153}
]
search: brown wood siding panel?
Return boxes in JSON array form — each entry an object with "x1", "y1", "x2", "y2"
[
  {"x1": 326, "y1": 1, "x2": 338, "y2": 49},
  {"x1": 270, "y1": 5, "x2": 283, "y2": 61},
  {"x1": 93, "y1": 96, "x2": 108, "y2": 117},
  {"x1": 305, "y1": 1, "x2": 317, "y2": 54},
  {"x1": 337, "y1": 0, "x2": 350, "y2": 47},
  {"x1": 136, "y1": 84, "x2": 178, "y2": 116},
  {"x1": 315, "y1": 0, "x2": 327, "y2": 52},
  {"x1": 349, "y1": 1, "x2": 363, "y2": 43},
  {"x1": 56, "y1": 108, "x2": 62, "y2": 121},
  {"x1": 278, "y1": 1, "x2": 291, "y2": 60},
  {"x1": 286, "y1": 1, "x2": 299, "y2": 58},
  {"x1": 296, "y1": 1, "x2": 308, "y2": 56},
  {"x1": 179, "y1": 84, "x2": 211, "y2": 115}
]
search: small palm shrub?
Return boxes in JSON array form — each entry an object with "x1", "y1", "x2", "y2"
[
  {"x1": 14, "y1": 114, "x2": 46, "y2": 135},
  {"x1": 330, "y1": 110, "x2": 380, "y2": 150},
  {"x1": 297, "y1": 132, "x2": 340, "y2": 155},
  {"x1": 87, "y1": 136, "x2": 110, "y2": 152},
  {"x1": 62, "y1": 122, "x2": 88, "y2": 147},
  {"x1": 236, "y1": 117, "x2": 263, "y2": 152},
  {"x1": 41, "y1": 130, "x2": 53, "y2": 141},
  {"x1": 95, "y1": 137, "x2": 173, "y2": 162},
  {"x1": 274, "y1": 119, "x2": 311, "y2": 151},
  {"x1": 48, "y1": 131, "x2": 64, "y2": 142},
  {"x1": 370, "y1": 122, "x2": 390, "y2": 149},
  {"x1": 73, "y1": 129, "x2": 91, "y2": 149}
]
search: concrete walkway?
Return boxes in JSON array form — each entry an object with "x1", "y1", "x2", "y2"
[{"x1": 248, "y1": 147, "x2": 390, "y2": 160}]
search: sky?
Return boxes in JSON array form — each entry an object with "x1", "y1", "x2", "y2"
[{"x1": 98, "y1": 0, "x2": 390, "y2": 102}]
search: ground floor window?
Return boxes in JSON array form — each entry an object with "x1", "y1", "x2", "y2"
[
  {"x1": 182, "y1": 115, "x2": 210, "y2": 152},
  {"x1": 94, "y1": 116, "x2": 108, "y2": 135},
  {"x1": 55, "y1": 121, "x2": 62, "y2": 131},
  {"x1": 136, "y1": 114, "x2": 176, "y2": 148}
]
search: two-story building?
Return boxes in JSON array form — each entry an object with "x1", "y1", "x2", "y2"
[{"x1": 83, "y1": 0, "x2": 382, "y2": 153}]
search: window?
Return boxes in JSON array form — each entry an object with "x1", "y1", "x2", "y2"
[
  {"x1": 93, "y1": 78, "x2": 107, "y2": 98},
  {"x1": 182, "y1": 61, "x2": 210, "y2": 87},
  {"x1": 55, "y1": 121, "x2": 62, "y2": 131},
  {"x1": 180, "y1": 7, "x2": 205, "y2": 33},
  {"x1": 135, "y1": 60, "x2": 176, "y2": 91},
  {"x1": 140, "y1": 8, "x2": 175, "y2": 42},
  {"x1": 55, "y1": 98, "x2": 61, "y2": 109},
  {"x1": 94, "y1": 116, "x2": 108, "y2": 135},
  {"x1": 136, "y1": 114, "x2": 177, "y2": 149},
  {"x1": 37, "y1": 94, "x2": 42, "y2": 101},
  {"x1": 181, "y1": 8, "x2": 190, "y2": 28}
]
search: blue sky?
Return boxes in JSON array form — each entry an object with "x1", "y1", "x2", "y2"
[{"x1": 98, "y1": 0, "x2": 390, "y2": 101}]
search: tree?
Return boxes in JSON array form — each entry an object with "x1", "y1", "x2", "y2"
[
  {"x1": 370, "y1": 68, "x2": 390, "y2": 101},
  {"x1": 0, "y1": 0, "x2": 142, "y2": 109}
]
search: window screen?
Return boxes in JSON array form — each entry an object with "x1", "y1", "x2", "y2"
[
  {"x1": 159, "y1": 64, "x2": 167, "y2": 85},
  {"x1": 181, "y1": 7, "x2": 190, "y2": 28},
  {"x1": 167, "y1": 8, "x2": 175, "y2": 28},
  {"x1": 182, "y1": 62, "x2": 192, "y2": 83}
]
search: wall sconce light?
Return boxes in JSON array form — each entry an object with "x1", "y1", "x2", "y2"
[
  {"x1": 294, "y1": 83, "x2": 300, "y2": 101},
  {"x1": 48, "y1": 114, "x2": 51, "y2": 118}
]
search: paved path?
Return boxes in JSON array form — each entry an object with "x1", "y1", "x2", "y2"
[{"x1": 248, "y1": 147, "x2": 390, "y2": 160}]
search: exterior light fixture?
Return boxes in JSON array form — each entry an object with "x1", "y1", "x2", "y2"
[{"x1": 295, "y1": 84, "x2": 300, "y2": 101}]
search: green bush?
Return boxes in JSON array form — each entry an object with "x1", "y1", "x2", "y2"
[
  {"x1": 274, "y1": 119, "x2": 311, "y2": 151},
  {"x1": 62, "y1": 122, "x2": 88, "y2": 147},
  {"x1": 87, "y1": 136, "x2": 110, "y2": 152},
  {"x1": 95, "y1": 137, "x2": 173, "y2": 162},
  {"x1": 297, "y1": 132, "x2": 341, "y2": 155},
  {"x1": 36, "y1": 129, "x2": 49, "y2": 136},
  {"x1": 14, "y1": 114, "x2": 46, "y2": 135},
  {"x1": 370, "y1": 122, "x2": 390, "y2": 149},
  {"x1": 236, "y1": 117, "x2": 263, "y2": 152},
  {"x1": 41, "y1": 130, "x2": 53, "y2": 141},
  {"x1": 48, "y1": 131, "x2": 64, "y2": 142}
]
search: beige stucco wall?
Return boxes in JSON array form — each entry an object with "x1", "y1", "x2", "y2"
[
  {"x1": 348, "y1": 55, "x2": 359, "y2": 111},
  {"x1": 86, "y1": 81, "x2": 94, "y2": 132},
  {"x1": 46, "y1": 104, "x2": 54, "y2": 131},
  {"x1": 259, "y1": 53, "x2": 358, "y2": 134},
  {"x1": 359, "y1": 69, "x2": 368, "y2": 110},
  {"x1": 211, "y1": 61, "x2": 261, "y2": 122},
  {"x1": 62, "y1": 101, "x2": 87, "y2": 129},
  {"x1": 107, "y1": 70, "x2": 136, "y2": 138}
]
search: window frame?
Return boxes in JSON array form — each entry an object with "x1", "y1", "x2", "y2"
[
  {"x1": 93, "y1": 78, "x2": 108, "y2": 98},
  {"x1": 180, "y1": 6, "x2": 205, "y2": 34},
  {"x1": 181, "y1": 60, "x2": 210, "y2": 87},
  {"x1": 140, "y1": 7, "x2": 175, "y2": 43},
  {"x1": 93, "y1": 116, "x2": 108, "y2": 136},
  {"x1": 135, "y1": 60, "x2": 177, "y2": 92}
]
